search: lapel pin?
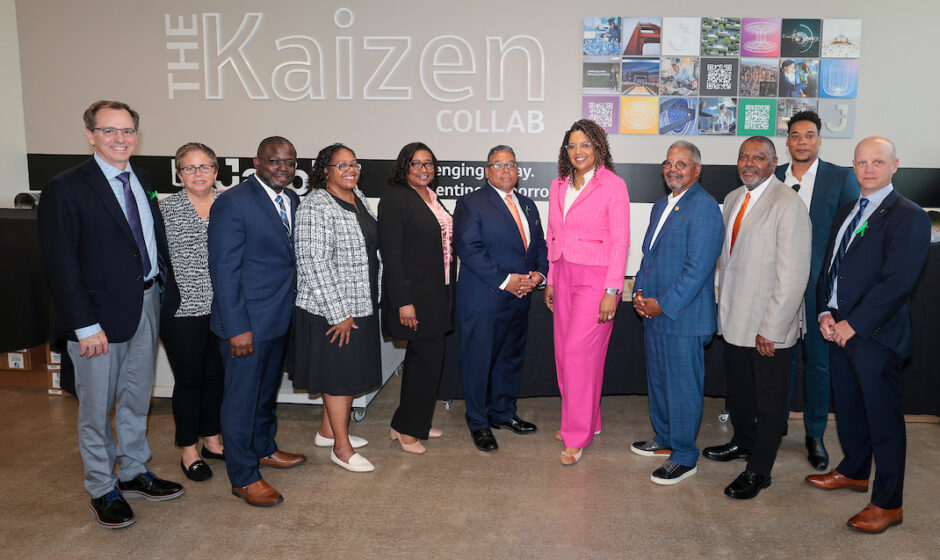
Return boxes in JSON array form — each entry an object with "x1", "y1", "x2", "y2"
[{"x1": 674, "y1": 206, "x2": 679, "y2": 212}]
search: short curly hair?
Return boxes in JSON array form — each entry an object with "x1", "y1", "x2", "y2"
[
  {"x1": 556, "y1": 119, "x2": 616, "y2": 179},
  {"x1": 311, "y1": 143, "x2": 356, "y2": 190},
  {"x1": 389, "y1": 142, "x2": 438, "y2": 190}
]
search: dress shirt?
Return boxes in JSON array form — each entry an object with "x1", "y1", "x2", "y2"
[
  {"x1": 649, "y1": 188, "x2": 687, "y2": 247},
  {"x1": 256, "y1": 176, "x2": 292, "y2": 231},
  {"x1": 822, "y1": 184, "x2": 895, "y2": 314},
  {"x1": 564, "y1": 168, "x2": 595, "y2": 217},
  {"x1": 723, "y1": 175, "x2": 773, "y2": 251},
  {"x1": 492, "y1": 184, "x2": 538, "y2": 290},
  {"x1": 783, "y1": 158, "x2": 818, "y2": 211}
]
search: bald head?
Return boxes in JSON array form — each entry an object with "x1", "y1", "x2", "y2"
[{"x1": 853, "y1": 136, "x2": 899, "y2": 196}]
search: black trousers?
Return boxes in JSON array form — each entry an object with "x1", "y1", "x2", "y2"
[
  {"x1": 391, "y1": 336, "x2": 446, "y2": 439},
  {"x1": 160, "y1": 314, "x2": 224, "y2": 447},
  {"x1": 724, "y1": 341, "x2": 793, "y2": 477}
]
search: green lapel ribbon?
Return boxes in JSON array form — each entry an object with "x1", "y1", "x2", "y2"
[
  {"x1": 854, "y1": 220, "x2": 868, "y2": 237},
  {"x1": 147, "y1": 190, "x2": 158, "y2": 200}
]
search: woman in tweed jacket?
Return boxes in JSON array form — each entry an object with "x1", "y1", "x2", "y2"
[{"x1": 288, "y1": 143, "x2": 382, "y2": 473}]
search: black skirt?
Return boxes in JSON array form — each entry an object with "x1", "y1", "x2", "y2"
[{"x1": 287, "y1": 307, "x2": 382, "y2": 397}]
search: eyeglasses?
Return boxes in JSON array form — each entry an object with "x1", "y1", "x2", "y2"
[
  {"x1": 566, "y1": 141, "x2": 593, "y2": 152},
  {"x1": 487, "y1": 161, "x2": 518, "y2": 170},
  {"x1": 409, "y1": 161, "x2": 434, "y2": 170},
  {"x1": 179, "y1": 164, "x2": 218, "y2": 175},
  {"x1": 327, "y1": 163, "x2": 362, "y2": 171},
  {"x1": 264, "y1": 159, "x2": 297, "y2": 168},
  {"x1": 91, "y1": 127, "x2": 137, "y2": 137},
  {"x1": 662, "y1": 160, "x2": 690, "y2": 170}
]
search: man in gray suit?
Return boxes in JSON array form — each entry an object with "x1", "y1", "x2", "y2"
[{"x1": 703, "y1": 136, "x2": 811, "y2": 499}]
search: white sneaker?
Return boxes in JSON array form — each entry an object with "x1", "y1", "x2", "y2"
[
  {"x1": 330, "y1": 449, "x2": 375, "y2": 473},
  {"x1": 315, "y1": 432, "x2": 368, "y2": 448}
]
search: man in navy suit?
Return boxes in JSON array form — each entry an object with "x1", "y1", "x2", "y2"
[
  {"x1": 38, "y1": 100, "x2": 184, "y2": 529},
  {"x1": 775, "y1": 110, "x2": 859, "y2": 470},
  {"x1": 453, "y1": 145, "x2": 549, "y2": 452},
  {"x1": 806, "y1": 137, "x2": 929, "y2": 533},
  {"x1": 631, "y1": 141, "x2": 724, "y2": 485},
  {"x1": 208, "y1": 137, "x2": 306, "y2": 507}
]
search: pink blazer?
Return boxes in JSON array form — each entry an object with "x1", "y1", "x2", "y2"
[{"x1": 546, "y1": 166, "x2": 630, "y2": 289}]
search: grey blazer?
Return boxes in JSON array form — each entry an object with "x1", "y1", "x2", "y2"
[{"x1": 717, "y1": 177, "x2": 811, "y2": 348}]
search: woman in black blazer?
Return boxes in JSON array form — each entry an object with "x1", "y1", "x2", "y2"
[{"x1": 379, "y1": 142, "x2": 457, "y2": 454}]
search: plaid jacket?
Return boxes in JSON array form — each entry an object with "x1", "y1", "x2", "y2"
[{"x1": 295, "y1": 187, "x2": 381, "y2": 325}]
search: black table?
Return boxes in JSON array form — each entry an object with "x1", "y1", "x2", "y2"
[{"x1": 0, "y1": 209, "x2": 52, "y2": 353}]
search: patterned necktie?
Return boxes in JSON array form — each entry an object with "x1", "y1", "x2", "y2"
[
  {"x1": 275, "y1": 194, "x2": 290, "y2": 233},
  {"x1": 116, "y1": 171, "x2": 151, "y2": 277},
  {"x1": 826, "y1": 198, "x2": 869, "y2": 302},
  {"x1": 729, "y1": 192, "x2": 750, "y2": 254},
  {"x1": 505, "y1": 193, "x2": 528, "y2": 250}
]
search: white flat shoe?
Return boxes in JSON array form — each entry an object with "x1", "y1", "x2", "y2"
[
  {"x1": 315, "y1": 432, "x2": 368, "y2": 448},
  {"x1": 330, "y1": 449, "x2": 375, "y2": 473}
]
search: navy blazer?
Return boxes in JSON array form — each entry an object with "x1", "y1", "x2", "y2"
[
  {"x1": 38, "y1": 157, "x2": 173, "y2": 343},
  {"x1": 207, "y1": 175, "x2": 299, "y2": 342},
  {"x1": 817, "y1": 189, "x2": 930, "y2": 359},
  {"x1": 453, "y1": 183, "x2": 549, "y2": 313},
  {"x1": 633, "y1": 183, "x2": 724, "y2": 336},
  {"x1": 775, "y1": 159, "x2": 859, "y2": 301}
]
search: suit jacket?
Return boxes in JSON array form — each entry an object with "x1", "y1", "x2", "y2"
[
  {"x1": 378, "y1": 184, "x2": 457, "y2": 340},
  {"x1": 775, "y1": 159, "x2": 859, "y2": 305},
  {"x1": 816, "y1": 189, "x2": 930, "y2": 359},
  {"x1": 453, "y1": 183, "x2": 549, "y2": 313},
  {"x1": 38, "y1": 157, "x2": 174, "y2": 343},
  {"x1": 633, "y1": 183, "x2": 724, "y2": 336},
  {"x1": 545, "y1": 166, "x2": 630, "y2": 290},
  {"x1": 717, "y1": 177, "x2": 811, "y2": 348},
  {"x1": 207, "y1": 174, "x2": 299, "y2": 342}
]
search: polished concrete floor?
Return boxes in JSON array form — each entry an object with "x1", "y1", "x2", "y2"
[{"x1": 1, "y1": 375, "x2": 938, "y2": 560}]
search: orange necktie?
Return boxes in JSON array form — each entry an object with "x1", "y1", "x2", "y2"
[
  {"x1": 730, "y1": 192, "x2": 750, "y2": 253},
  {"x1": 505, "y1": 194, "x2": 528, "y2": 250}
]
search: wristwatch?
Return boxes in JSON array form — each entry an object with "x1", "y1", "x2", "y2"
[{"x1": 605, "y1": 288, "x2": 620, "y2": 295}]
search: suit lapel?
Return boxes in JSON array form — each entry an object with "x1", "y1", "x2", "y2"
[
  {"x1": 845, "y1": 189, "x2": 897, "y2": 258},
  {"x1": 808, "y1": 160, "x2": 832, "y2": 223},
  {"x1": 83, "y1": 160, "x2": 136, "y2": 243},
  {"x1": 566, "y1": 167, "x2": 606, "y2": 216},
  {"x1": 249, "y1": 175, "x2": 293, "y2": 250},
  {"x1": 650, "y1": 183, "x2": 700, "y2": 251},
  {"x1": 484, "y1": 183, "x2": 527, "y2": 252}
]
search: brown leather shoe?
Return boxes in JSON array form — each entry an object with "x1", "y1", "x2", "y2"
[
  {"x1": 805, "y1": 470, "x2": 869, "y2": 492},
  {"x1": 847, "y1": 503, "x2": 903, "y2": 533},
  {"x1": 231, "y1": 479, "x2": 283, "y2": 507},
  {"x1": 259, "y1": 450, "x2": 307, "y2": 469}
]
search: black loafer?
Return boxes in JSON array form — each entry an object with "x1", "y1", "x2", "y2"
[
  {"x1": 805, "y1": 437, "x2": 829, "y2": 470},
  {"x1": 181, "y1": 459, "x2": 213, "y2": 482},
  {"x1": 724, "y1": 471, "x2": 772, "y2": 499},
  {"x1": 90, "y1": 488, "x2": 135, "y2": 529},
  {"x1": 491, "y1": 415, "x2": 537, "y2": 434},
  {"x1": 471, "y1": 428, "x2": 498, "y2": 452},
  {"x1": 118, "y1": 471, "x2": 185, "y2": 501},
  {"x1": 201, "y1": 445, "x2": 225, "y2": 461},
  {"x1": 703, "y1": 442, "x2": 750, "y2": 462}
]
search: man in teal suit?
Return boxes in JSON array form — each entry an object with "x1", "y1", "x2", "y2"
[
  {"x1": 775, "y1": 111, "x2": 859, "y2": 470},
  {"x1": 632, "y1": 140, "x2": 724, "y2": 485}
]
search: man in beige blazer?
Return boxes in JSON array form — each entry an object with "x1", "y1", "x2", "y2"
[{"x1": 703, "y1": 136, "x2": 812, "y2": 499}]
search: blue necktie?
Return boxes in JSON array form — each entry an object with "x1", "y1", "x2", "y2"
[
  {"x1": 275, "y1": 194, "x2": 290, "y2": 233},
  {"x1": 116, "y1": 171, "x2": 151, "y2": 277},
  {"x1": 826, "y1": 197, "x2": 869, "y2": 302}
]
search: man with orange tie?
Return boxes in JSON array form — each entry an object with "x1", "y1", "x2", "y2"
[
  {"x1": 453, "y1": 145, "x2": 549, "y2": 452},
  {"x1": 703, "y1": 136, "x2": 811, "y2": 499}
]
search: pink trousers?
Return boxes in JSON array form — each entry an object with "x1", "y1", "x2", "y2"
[{"x1": 552, "y1": 257, "x2": 617, "y2": 449}]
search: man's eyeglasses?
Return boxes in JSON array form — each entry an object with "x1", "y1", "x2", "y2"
[
  {"x1": 409, "y1": 161, "x2": 434, "y2": 170},
  {"x1": 487, "y1": 161, "x2": 518, "y2": 170},
  {"x1": 179, "y1": 164, "x2": 217, "y2": 175},
  {"x1": 662, "y1": 160, "x2": 690, "y2": 170},
  {"x1": 265, "y1": 159, "x2": 298, "y2": 168},
  {"x1": 91, "y1": 127, "x2": 137, "y2": 137},
  {"x1": 327, "y1": 163, "x2": 362, "y2": 171}
]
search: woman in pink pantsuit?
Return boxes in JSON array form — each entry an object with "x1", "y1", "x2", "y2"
[{"x1": 544, "y1": 119, "x2": 630, "y2": 466}]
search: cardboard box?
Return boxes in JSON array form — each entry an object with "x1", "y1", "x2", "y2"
[
  {"x1": 47, "y1": 364, "x2": 63, "y2": 395},
  {"x1": 0, "y1": 345, "x2": 47, "y2": 387}
]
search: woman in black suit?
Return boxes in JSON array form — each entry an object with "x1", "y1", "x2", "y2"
[{"x1": 379, "y1": 142, "x2": 456, "y2": 454}]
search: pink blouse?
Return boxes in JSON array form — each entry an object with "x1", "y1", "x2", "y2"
[{"x1": 424, "y1": 187, "x2": 454, "y2": 285}]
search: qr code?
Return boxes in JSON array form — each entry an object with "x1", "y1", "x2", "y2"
[
  {"x1": 706, "y1": 63, "x2": 733, "y2": 90},
  {"x1": 744, "y1": 104, "x2": 771, "y2": 130},
  {"x1": 587, "y1": 102, "x2": 614, "y2": 128}
]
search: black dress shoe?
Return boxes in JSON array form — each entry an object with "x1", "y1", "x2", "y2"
[
  {"x1": 724, "y1": 471, "x2": 772, "y2": 499},
  {"x1": 471, "y1": 428, "x2": 498, "y2": 452},
  {"x1": 805, "y1": 437, "x2": 829, "y2": 470},
  {"x1": 181, "y1": 458, "x2": 213, "y2": 482},
  {"x1": 703, "y1": 442, "x2": 750, "y2": 462},
  {"x1": 90, "y1": 488, "x2": 135, "y2": 529},
  {"x1": 491, "y1": 415, "x2": 537, "y2": 435},
  {"x1": 202, "y1": 445, "x2": 225, "y2": 461},
  {"x1": 118, "y1": 471, "x2": 185, "y2": 501}
]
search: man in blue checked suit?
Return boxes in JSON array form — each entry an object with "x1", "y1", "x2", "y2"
[{"x1": 631, "y1": 141, "x2": 724, "y2": 485}]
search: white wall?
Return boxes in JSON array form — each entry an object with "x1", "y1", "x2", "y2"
[{"x1": 0, "y1": 0, "x2": 28, "y2": 207}]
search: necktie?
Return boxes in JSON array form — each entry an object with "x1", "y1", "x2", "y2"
[
  {"x1": 505, "y1": 194, "x2": 528, "y2": 250},
  {"x1": 116, "y1": 171, "x2": 151, "y2": 277},
  {"x1": 275, "y1": 194, "x2": 290, "y2": 234},
  {"x1": 792, "y1": 183, "x2": 801, "y2": 192},
  {"x1": 826, "y1": 198, "x2": 869, "y2": 302},
  {"x1": 729, "y1": 192, "x2": 750, "y2": 254}
]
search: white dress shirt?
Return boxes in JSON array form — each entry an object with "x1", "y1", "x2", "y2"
[
  {"x1": 649, "y1": 188, "x2": 687, "y2": 247},
  {"x1": 256, "y1": 176, "x2": 292, "y2": 231},
  {"x1": 564, "y1": 168, "x2": 595, "y2": 218},
  {"x1": 783, "y1": 157, "x2": 818, "y2": 211}
]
